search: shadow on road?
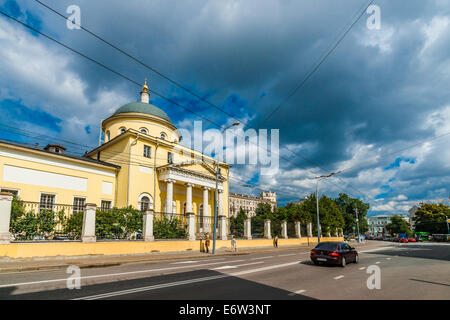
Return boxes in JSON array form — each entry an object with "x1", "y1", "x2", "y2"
[
  {"x1": 363, "y1": 244, "x2": 450, "y2": 262},
  {"x1": 0, "y1": 268, "x2": 316, "y2": 300}
]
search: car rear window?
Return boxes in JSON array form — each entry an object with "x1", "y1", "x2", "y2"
[{"x1": 315, "y1": 243, "x2": 339, "y2": 250}]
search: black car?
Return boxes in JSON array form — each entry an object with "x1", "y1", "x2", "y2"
[{"x1": 310, "y1": 241, "x2": 358, "y2": 267}]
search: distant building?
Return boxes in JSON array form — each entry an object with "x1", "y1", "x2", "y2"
[
  {"x1": 229, "y1": 191, "x2": 277, "y2": 217},
  {"x1": 409, "y1": 206, "x2": 419, "y2": 229},
  {"x1": 368, "y1": 214, "x2": 410, "y2": 236}
]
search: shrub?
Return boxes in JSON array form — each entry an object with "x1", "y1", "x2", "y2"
[{"x1": 153, "y1": 216, "x2": 187, "y2": 239}]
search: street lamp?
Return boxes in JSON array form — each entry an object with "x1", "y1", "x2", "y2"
[
  {"x1": 212, "y1": 121, "x2": 240, "y2": 254},
  {"x1": 314, "y1": 171, "x2": 342, "y2": 243}
]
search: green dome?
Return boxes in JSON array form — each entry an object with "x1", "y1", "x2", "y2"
[{"x1": 113, "y1": 102, "x2": 172, "y2": 123}]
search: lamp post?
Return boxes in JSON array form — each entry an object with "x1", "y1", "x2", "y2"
[
  {"x1": 212, "y1": 121, "x2": 240, "y2": 254},
  {"x1": 314, "y1": 171, "x2": 342, "y2": 243}
]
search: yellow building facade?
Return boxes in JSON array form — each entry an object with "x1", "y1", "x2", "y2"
[{"x1": 0, "y1": 82, "x2": 230, "y2": 225}]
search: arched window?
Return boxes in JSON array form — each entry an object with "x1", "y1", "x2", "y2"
[
  {"x1": 138, "y1": 193, "x2": 153, "y2": 212},
  {"x1": 119, "y1": 127, "x2": 126, "y2": 135},
  {"x1": 160, "y1": 132, "x2": 167, "y2": 140},
  {"x1": 139, "y1": 128, "x2": 148, "y2": 135}
]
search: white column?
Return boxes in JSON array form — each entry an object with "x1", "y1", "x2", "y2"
[
  {"x1": 218, "y1": 190, "x2": 224, "y2": 217},
  {"x1": 264, "y1": 219, "x2": 272, "y2": 239},
  {"x1": 143, "y1": 209, "x2": 154, "y2": 241},
  {"x1": 0, "y1": 192, "x2": 13, "y2": 244},
  {"x1": 82, "y1": 203, "x2": 97, "y2": 243},
  {"x1": 187, "y1": 213, "x2": 196, "y2": 241},
  {"x1": 295, "y1": 221, "x2": 302, "y2": 239},
  {"x1": 203, "y1": 187, "x2": 210, "y2": 233},
  {"x1": 219, "y1": 215, "x2": 227, "y2": 240},
  {"x1": 244, "y1": 218, "x2": 252, "y2": 239},
  {"x1": 185, "y1": 183, "x2": 194, "y2": 214},
  {"x1": 307, "y1": 222, "x2": 313, "y2": 237},
  {"x1": 281, "y1": 221, "x2": 288, "y2": 239},
  {"x1": 165, "y1": 179, "x2": 175, "y2": 218}
]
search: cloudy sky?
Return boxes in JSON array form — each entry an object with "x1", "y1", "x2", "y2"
[{"x1": 0, "y1": 0, "x2": 449, "y2": 215}]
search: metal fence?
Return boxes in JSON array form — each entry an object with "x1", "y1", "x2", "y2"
[
  {"x1": 153, "y1": 212, "x2": 188, "y2": 240},
  {"x1": 287, "y1": 222, "x2": 296, "y2": 238},
  {"x1": 251, "y1": 217, "x2": 265, "y2": 238},
  {"x1": 9, "y1": 201, "x2": 81, "y2": 241},
  {"x1": 95, "y1": 208, "x2": 143, "y2": 241}
]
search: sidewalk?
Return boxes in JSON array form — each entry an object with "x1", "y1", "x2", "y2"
[{"x1": 0, "y1": 244, "x2": 313, "y2": 273}]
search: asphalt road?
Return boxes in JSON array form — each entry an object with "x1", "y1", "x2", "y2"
[{"x1": 0, "y1": 241, "x2": 449, "y2": 300}]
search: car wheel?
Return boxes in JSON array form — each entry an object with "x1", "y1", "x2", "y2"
[
  {"x1": 313, "y1": 260, "x2": 319, "y2": 266},
  {"x1": 341, "y1": 257, "x2": 346, "y2": 267},
  {"x1": 354, "y1": 254, "x2": 359, "y2": 264}
]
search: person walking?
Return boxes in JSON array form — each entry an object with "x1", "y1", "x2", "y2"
[
  {"x1": 231, "y1": 235, "x2": 237, "y2": 252},
  {"x1": 273, "y1": 235, "x2": 278, "y2": 248},
  {"x1": 205, "y1": 233, "x2": 210, "y2": 253}
]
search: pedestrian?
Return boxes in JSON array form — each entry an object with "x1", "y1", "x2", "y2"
[
  {"x1": 273, "y1": 235, "x2": 278, "y2": 248},
  {"x1": 205, "y1": 233, "x2": 210, "y2": 253},
  {"x1": 231, "y1": 235, "x2": 237, "y2": 252}
]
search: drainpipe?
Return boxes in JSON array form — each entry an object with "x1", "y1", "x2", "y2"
[
  {"x1": 127, "y1": 133, "x2": 139, "y2": 207},
  {"x1": 153, "y1": 142, "x2": 160, "y2": 211}
]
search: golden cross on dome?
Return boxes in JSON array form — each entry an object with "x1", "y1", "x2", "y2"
[{"x1": 142, "y1": 78, "x2": 149, "y2": 92}]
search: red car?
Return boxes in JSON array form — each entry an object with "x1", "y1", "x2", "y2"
[
  {"x1": 310, "y1": 241, "x2": 358, "y2": 267},
  {"x1": 399, "y1": 238, "x2": 408, "y2": 243},
  {"x1": 408, "y1": 238, "x2": 416, "y2": 242}
]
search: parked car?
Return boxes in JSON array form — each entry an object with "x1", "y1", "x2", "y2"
[
  {"x1": 310, "y1": 241, "x2": 358, "y2": 267},
  {"x1": 408, "y1": 238, "x2": 416, "y2": 242},
  {"x1": 392, "y1": 237, "x2": 400, "y2": 242},
  {"x1": 399, "y1": 238, "x2": 408, "y2": 243}
]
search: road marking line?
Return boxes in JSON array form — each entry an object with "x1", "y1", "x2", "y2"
[
  {"x1": 213, "y1": 262, "x2": 264, "y2": 270},
  {"x1": 376, "y1": 261, "x2": 380, "y2": 264},
  {"x1": 386, "y1": 258, "x2": 391, "y2": 260},
  {"x1": 279, "y1": 253, "x2": 297, "y2": 257},
  {"x1": 334, "y1": 275, "x2": 344, "y2": 280},
  {"x1": 172, "y1": 258, "x2": 225, "y2": 264},
  {"x1": 288, "y1": 289, "x2": 306, "y2": 296},
  {"x1": 359, "y1": 247, "x2": 391, "y2": 253},
  {"x1": 73, "y1": 261, "x2": 302, "y2": 300},
  {"x1": 359, "y1": 267, "x2": 366, "y2": 270},
  {"x1": 0, "y1": 259, "x2": 246, "y2": 289},
  {"x1": 251, "y1": 256, "x2": 273, "y2": 260}
]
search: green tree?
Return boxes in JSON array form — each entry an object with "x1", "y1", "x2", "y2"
[
  {"x1": 335, "y1": 193, "x2": 370, "y2": 234},
  {"x1": 386, "y1": 215, "x2": 412, "y2": 237},
  {"x1": 413, "y1": 204, "x2": 450, "y2": 234},
  {"x1": 255, "y1": 202, "x2": 273, "y2": 217},
  {"x1": 230, "y1": 208, "x2": 247, "y2": 237}
]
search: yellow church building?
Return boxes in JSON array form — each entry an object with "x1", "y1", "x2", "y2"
[{"x1": 0, "y1": 81, "x2": 230, "y2": 230}]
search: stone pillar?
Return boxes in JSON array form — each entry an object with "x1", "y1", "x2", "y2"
[
  {"x1": 244, "y1": 218, "x2": 252, "y2": 239},
  {"x1": 218, "y1": 190, "x2": 224, "y2": 217},
  {"x1": 295, "y1": 221, "x2": 301, "y2": 239},
  {"x1": 165, "y1": 179, "x2": 175, "y2": 217},
  {"x1": 185, "y1": 183, "x2": 194, "y2": 214},
  {"x1": 264, "y1": 219, "x2": 272, "y2": 239},
  {"x1": 142, "y1": 209, "x2": 154, "y2": 241},
  {"x1": 187, "y1": 213, "x2": 196, "y2": 241},
  {"x1": 281, "y1": 221, "x2": 288, "y2": 239},
  {"x1": 0, "y1": 192, "x2": 13, "y2": 244},
  {"x1": 307, "y1": 222, "x2": 313, "y2": 237},
  {"x1": 82, "y1": 203, "x2": 97, "y2": 243},
  {"x1": 334, "y1": 228, "x2": 338, "y2": 237},
  {"x1": 218, "y1": 215, "x2": 227, "y2": 240},
  {"x1": 202, "y1": 187, "x2": 210, "y2": 233}
]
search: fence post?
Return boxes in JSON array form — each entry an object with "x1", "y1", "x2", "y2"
[
  {"x1": 143, "y1": 209, "x2": 154, "y2": 241},
  {"x1": 264, "y1": 219, "x2": 272, "y2": 239},
  {"x1": 244, "y1": 218, "x2": 252, "y2": 239},
  {"x1": 187, "y1": 213, "x2": 196, "y2": 241},
  {"x1": 218, "y1": 215, "x2": 227, "y2": 240},
  {"x1": 295, "y1": 221, "x2": 301, "y2": 239},
  {"x1": 307, "y1": 222, "x2": 313, "y2": 237},
  {"x1": 82, "y1": 203, "x2": 97, "y2": 243},
  {"x1": 281, "y1": 221, "x2": 288, "y2": 239},
  {"x1": 0, "y1": 192, "x2": 13, "y2": 244}
]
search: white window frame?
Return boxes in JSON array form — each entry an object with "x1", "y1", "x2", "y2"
[
  {"x1": 160, "y1": 132, "x2": 167, "y2": 140},
  {"x1": 72, "y1": 196, "x2": 87, "y2": 213},
  {"x1": 138, "y1": 193, "x2": 154, "y2": 211},
  {"x1": 118, "y1": 127, "x2": 127, "y2": 135},
  {"x1": 143, "y1": 145, "x2": 152, "y2": 158},
  {"x1": 139, "y1": 127, "x2": 149, "y2": 135},
  {"x1": 0, "y1": 188, "x2": 20, "y2": 197},
  {"x1": 39, "y1": 192, "x2": 57, "y2": 212}
]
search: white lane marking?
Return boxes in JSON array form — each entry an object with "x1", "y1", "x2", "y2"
[
  {"x1": 288, "y1": 289, "x2": 306, "y2": 296},
  {"x1": 74, "y1": 261, "x2": 302, "y2": 300},
  {"x1": 213, "y1": 262, "x2": 264, "y2": 270},
  {"x1": 171, "y1": 258, "x2": 225, "y2": 264},
  {"x1": 359, "y1": 267, "x2": 366, "y2": 270},
  {"x1": 376, "y1": 261, "x2": 380, "y2": 264},
  {"x1": 386, "y1": 258, "x2": 391, "y2": 260},
  {"x1": 251, "y1": 256, "x2": 274, "y2": 260},
  {"x1": 334, "y1": 275, "x2": 344, "y2": 280},
  {"x1": 279, "y1": 253, "x2": 297, "y2": 257},
  {"x1": 359, "y1": 247, "x2": 391, "y2": 253},
  {"x1": 0, "y1": 259, "x2": 247, "y2": 289}
]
